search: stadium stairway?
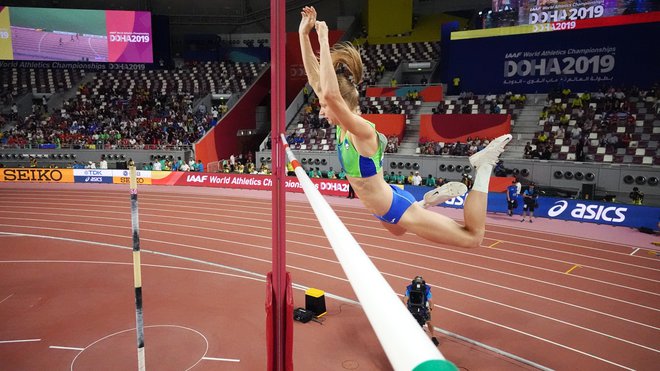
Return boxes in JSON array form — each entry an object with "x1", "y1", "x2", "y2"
[
  {"x1": 379, "y1": 70, "x2": 396, "y2": 86},
  {"x1": 501, "y1": 93, "x2": 547, "y2": 159},
  {"x1": 397, "y1": 101, "x2": 436, "y2": 155},
  {"x1": 47, "y1": 72, "x2": 96, "y2": 112}
]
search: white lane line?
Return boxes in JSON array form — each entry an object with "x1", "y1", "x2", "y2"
[
  {"x1": 87, "y1": 37, "x2": 100, "y2": 59},
  {"x1": 37, "y1": 32, "x2": 48, "y2": 54},
  {"x1": 441, "y1": 306, "x2": 634, "y2": 371},
  {"x1": 3, "y1": 208, "x2": 658, "y2": 286},
  {"x1": 630, "y1": 248, "x2": 640, "y2": 256},
  {"x1": 2, "y1": 201, "x2": 658, "y2": 274},
  {"x1": 2, "y1": 223, "x2": 659, "y2": 319},
  {"x1": 0, "y1": 339, "x2": 41, "y2": 344},
  {"x1": 50, "y1": 346, "x2": 84, "y2": 351},
  {"x1": 202, "y1": 357, "x2": 240, "y2": 362},
  {"x1": 0, "y1": 293, "x2": 14, "y2": 304}
]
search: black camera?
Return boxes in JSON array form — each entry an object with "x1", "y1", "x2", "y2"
[{"x1": 293, "y1": 307, "x2": 313, "y2": 323}]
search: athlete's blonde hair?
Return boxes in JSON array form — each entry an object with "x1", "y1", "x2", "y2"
[{"x1": 330, "y1": 42, "x2": 363, "y2": 111}]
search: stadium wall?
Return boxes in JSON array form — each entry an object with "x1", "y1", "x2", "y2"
[
  {"x1": 194, "y1": 66, "x2": 270, "y2": 166},
  {"x1": 419, "y1": 114, "x2": 511, "y2": 142},
  {"x1": 362, "y1": 114, "x2": 406, "y2": 141},
  {"x1": 0, "y1": 149, "x2": 188, "y2": 169},
  {"x1": 255, "y1": 150, "x2": 660, "y2": 200}
]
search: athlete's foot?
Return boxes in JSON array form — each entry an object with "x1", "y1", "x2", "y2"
[
  {"x1": 529, "y1": 219, "x2": 533, "y2": 223},
  {"x1": 418, "y1": 182, "x2": 468, "y2": 208},
  {"x1": 521, "y1": 218, "x2": 525, "y2": 222},
  {"x1": 469, "y1": 134, "x2": 512, "y2": 168}
]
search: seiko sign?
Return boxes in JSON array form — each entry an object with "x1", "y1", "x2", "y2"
[
  {"x1": 2, "y1": 169, "x2": 64, "y2": 181},
  {"x1": 547, "y1": 200, "x2": 627, "y2": 223}
]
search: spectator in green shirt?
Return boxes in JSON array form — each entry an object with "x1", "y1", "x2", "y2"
[
  {"x1": 327, "y1": 167, "x2": 336, "y2": 179},
  {"x1": 425, "y1": 174, "x2": 436, "y2": 187}
]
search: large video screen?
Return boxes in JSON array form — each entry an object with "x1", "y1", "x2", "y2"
[
  {"x1": 489, "y1": 0, "x2": 657, "y2": 27},
  {"x1": 0, "y1": 6, "x2": 152, "y2": 63}
]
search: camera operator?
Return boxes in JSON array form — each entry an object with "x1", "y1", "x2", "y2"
[
  {"x1": 629, "y1": 187, "x2": 644, "y2": 205},
  {"x1": 404, "y1": 276, "x2": 439, "y2": 346},
  {"x1": 521, "y1": 182, "x2": 539, "y2": 223}
]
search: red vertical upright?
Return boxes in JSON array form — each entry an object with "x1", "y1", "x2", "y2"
[{"x1": 267, "y1": 0, "x2": 291, "y2": 370}]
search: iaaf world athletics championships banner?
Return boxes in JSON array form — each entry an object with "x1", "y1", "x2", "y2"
[
  {"x1": 448, "y1": 14, "x2": 660, "y2": 93},
  {"x1": 0, "y1": 60, "x2": 152, "y2": 71},
  {"x1": 150, "y1": 171, "x2": 351, "y2": 197}
]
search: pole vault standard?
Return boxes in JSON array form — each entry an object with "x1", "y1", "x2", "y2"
[
  {"x1": 280, "y1": 135, "x2": 457, "y2": 371},
  {"x1": 268, "y1": 1, "x2": 292, "y2": 371},
  {"x1": 128, "y1": 162, "x2": 146, "y2": 371}
]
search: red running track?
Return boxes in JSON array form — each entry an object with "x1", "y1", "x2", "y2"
[{"x1": 0, "y1": 183, "x2": 658, "y2": 370}]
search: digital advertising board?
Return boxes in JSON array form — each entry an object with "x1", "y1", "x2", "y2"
[
  {"x1": 0, "y1": 6, "x2": 152, "y2": 63},
  {"x1": 491, "y1": 0, "x2": 657, "y2": 25},
  {"x1": 448, "y1": 12, "x2": 660, "y2": 93}
]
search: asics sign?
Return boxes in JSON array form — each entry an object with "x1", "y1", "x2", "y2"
[
  {"x1": 443, "y1": 195, "x2": 466, "y2": 206},
  {"x1": 547, "y1": 200, "x2": 627, "y2": 223}
]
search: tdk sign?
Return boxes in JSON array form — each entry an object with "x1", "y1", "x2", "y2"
[
  {"x1": 84, "y1": 170, "x2": 103, "y2": 176},
  {"x1": 547, "y1": 200, "x2": 627, "y2": 223}
]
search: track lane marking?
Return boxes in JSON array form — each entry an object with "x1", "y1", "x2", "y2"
[
  {"x1": 50, "y1": 346, "x2": 84, "y2": 351},
  {"x1": 0, "y1": 228, "x2": 648, "y2": 368},
  {"x1": 0, "y1": 293, "x2": 14, "y2": 304},
  {"x1": 0, "y1": 191, "x2": 646, "y2": 251},
  {"x1": 1, "y1": 208, "x2": 658, "y2": 284},
  {"x1": 0, "y1": 339, "x2": 41, "y2": 344},
  {"x1": 441, "y1": 306, "x2": 634, "y2": 370},
  {"x1": 202, "y1": 357, "x2": 240, "y2": 362},
  {"x1": 0, "y1": 240, "x2": 632, "y2": 370},
  {"x1": 2, "y1": 189, "x2": 656, "y2": 371},
  {"x1": 3, "y1": 231, "x2": 659, "y2": 335},
  {"x1": 0, "y1": 195, "x2": 649, "y2": 257},
  {"x1": 565, "y1": 264, "x2": 581, "y2": 275},
  {"x1": 2, "y1": 202, "x2": 656, "y2": 274},
  {"x1": 37, "y1": 32, "x2": 48, "y2": 54},
  {"x1": 2, "y1": 221, "x2": 660, "y2": 306}
]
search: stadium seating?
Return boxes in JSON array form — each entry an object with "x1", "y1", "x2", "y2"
[
  {"x1": 360, "y1": 41, "x2": 440, "y2": 71},
  {"x1": 533, "y1": 88, "x2": 659, "y2": 164},
  {"x1": 0, "y1": 67, "x2": 86, "y2": 96},
  {"x1": 1, "y1": 61, "x2": 268, "y2": 151}
]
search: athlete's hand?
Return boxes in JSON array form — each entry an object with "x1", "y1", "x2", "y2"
[
  {"x1": 299, "y1": 6, "x2": 317, "y2": 35},
  {"x1": 315, "y1": 21, "x2": 328, "y2": 40}
]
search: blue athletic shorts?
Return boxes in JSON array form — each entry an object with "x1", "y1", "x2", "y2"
[{"x1": 374, "y1": 185, "x2": 416, "y2": 224}]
